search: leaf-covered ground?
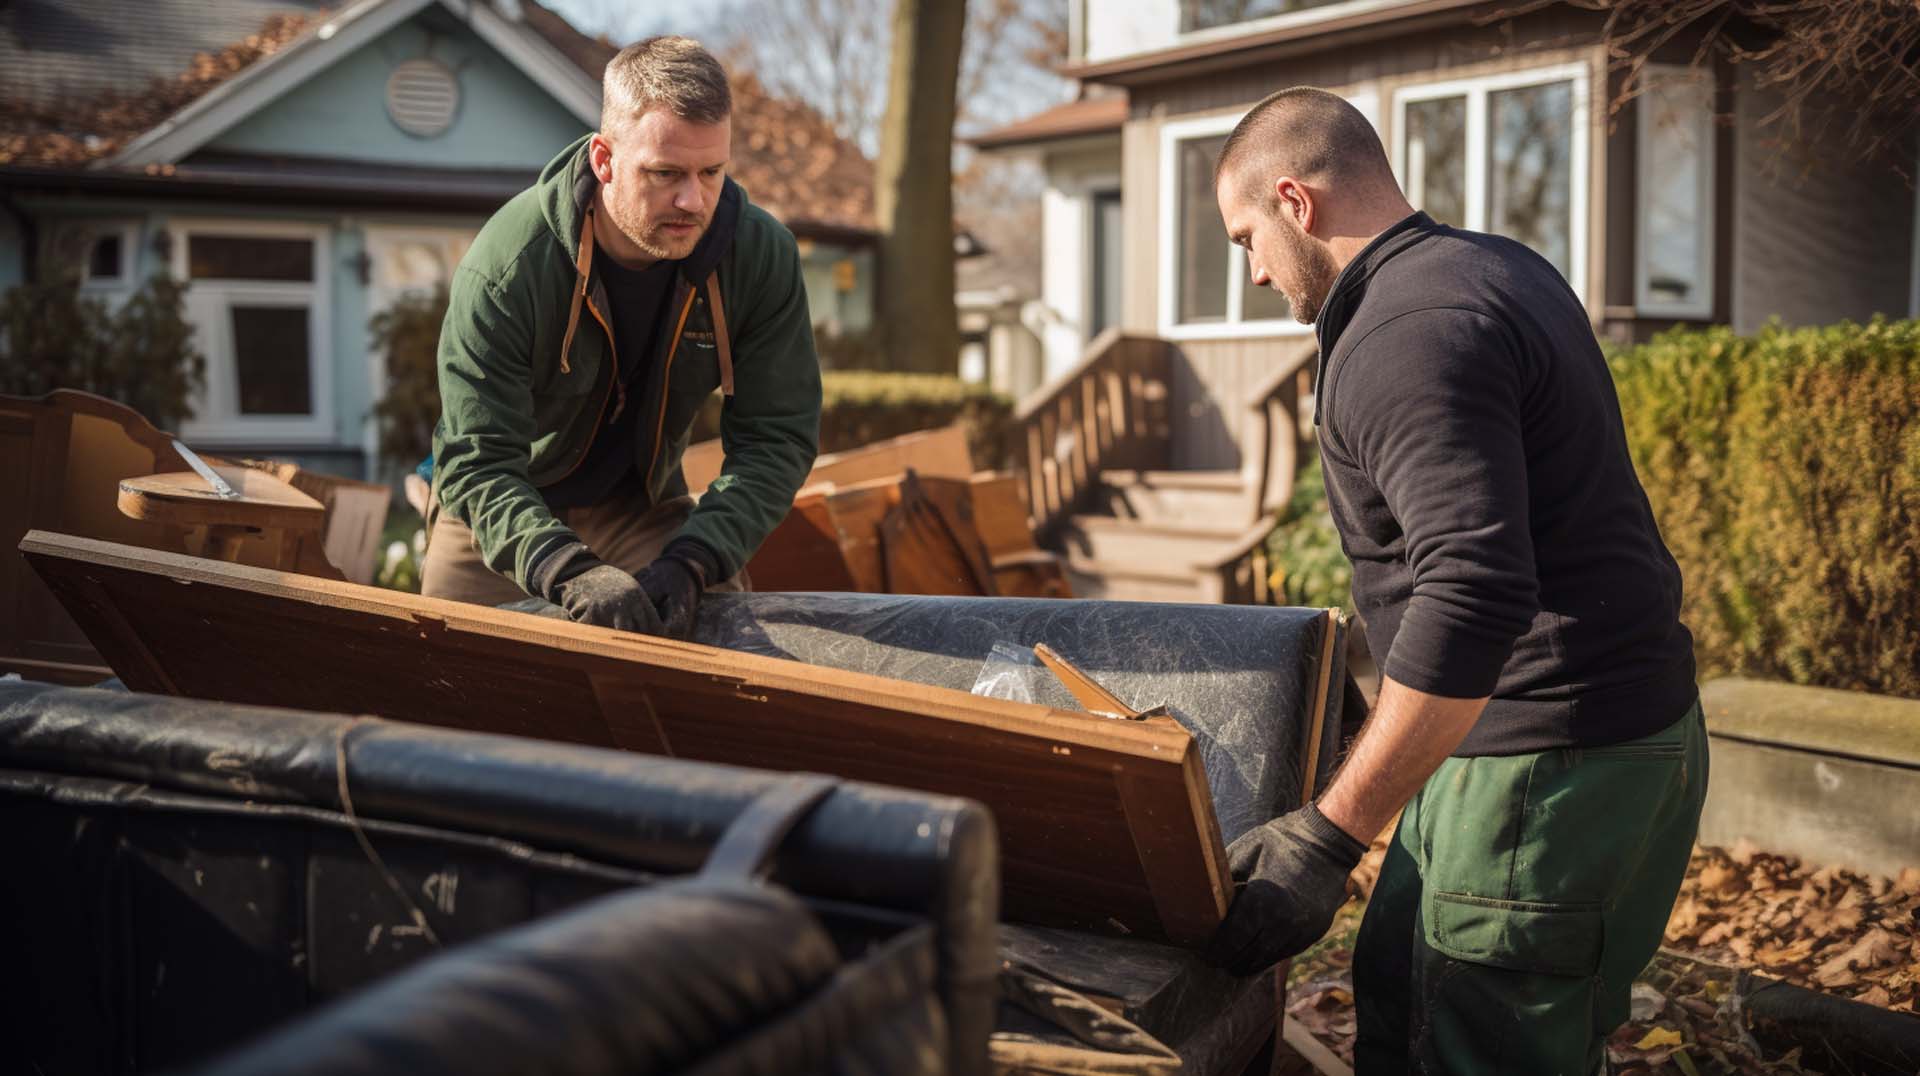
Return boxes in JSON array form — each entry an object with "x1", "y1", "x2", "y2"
[{"x1": 1282, "y1": 844, "x2": 1918, "y2": 1074}]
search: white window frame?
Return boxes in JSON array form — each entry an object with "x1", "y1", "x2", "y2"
[
  {"x1": 1391, "y1": 61, "x2": 1592, "y2": 306},
  {"x1": 1157, "y1": 111, "x2": 1314, "y2": 341},
  {"x1": 1634, "y1": 65, "x2": 1717, "y2": 319},
  {"x1": 1177, "y1": 0, "x2": 1417, "y2": 46},
  {"x1": 77, "y1": 220, "x2": 141, "y2": 292},
  {"x1": 172, "y1": 218, "x2": 333, "y2": 445}
]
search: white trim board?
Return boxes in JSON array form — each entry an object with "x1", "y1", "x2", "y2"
[
  {"x1": 107, "y1": 0, "x2": 599, "y2": 170},
  {"x1": 1391, "y1": 61, "x2": 1592, "y2": 307}
]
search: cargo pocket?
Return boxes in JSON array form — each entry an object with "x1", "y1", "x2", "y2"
[{"x1": 1424, "y1": 890, "x2": 1605, "y2": 978}]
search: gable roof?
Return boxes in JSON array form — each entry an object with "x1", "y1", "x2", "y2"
[
  {"x1": 0, "y1": 0, "x2": 332, "y2": 107},
  {"x1": 107, "y1": 0, "x2": 599, "y2": 168},
  {"x1": 0, "y1": 0, "x2": 875, "y2": 236},
  {"x1": 970, "y1": 94, "x2": 1126, "y2": 152}
]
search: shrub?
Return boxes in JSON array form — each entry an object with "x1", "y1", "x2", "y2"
[
  {"x1": 0, "y1": 273, "x2": 204, "y2": 427},
  {"x1": 370, "y1": 285, "x2": 448, "y2": 465},
  {"x1": 1262, "y1": 452, "x2": 1353, "y2": 612},
  {"x1": 691, "y1": 370, "x2": 1015, "y2": 470},
  {"x1": 1611, "y1": 318, "x2": 1920, "y2": 697}
]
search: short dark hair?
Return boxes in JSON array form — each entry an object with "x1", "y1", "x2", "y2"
[
  {"x1": 602, "y1": 35, "x2": 731, "y2": 132},
  {"x1": 1215, "y1": 86, "x2": 1396, "y2": 199}
]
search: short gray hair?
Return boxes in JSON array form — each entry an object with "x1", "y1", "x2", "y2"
[{"x1": 602, "y1": 35, "x2": 731, "y2": 132}]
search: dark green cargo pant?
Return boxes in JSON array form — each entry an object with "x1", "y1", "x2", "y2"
[{"x1": 1352, "y1": 699, "x2": 1708, "y2": 1075}]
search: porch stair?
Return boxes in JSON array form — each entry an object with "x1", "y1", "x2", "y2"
[{"x1": 1013, "y1": 331, "x2": 1318, "y2": 605}]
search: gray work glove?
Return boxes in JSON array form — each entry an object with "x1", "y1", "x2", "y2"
[
  {"x1": 635, "y1": 537, "x2": 723, "y2": 641},
  {"x1": 549, "y1": 561, "x2": 663, "y2": 634},
  {"x1": 1203, "y1": 803, "x2": 1367, "y2": 976}
]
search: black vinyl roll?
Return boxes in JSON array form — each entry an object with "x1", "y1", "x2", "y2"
[{"x1": 0, "y1": 681, "x2": 995, "y2": 1076}]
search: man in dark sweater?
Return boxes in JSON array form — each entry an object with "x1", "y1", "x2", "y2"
[{"x1": 1204, "y1": 87, "x2": 1706, "y2": 1073}]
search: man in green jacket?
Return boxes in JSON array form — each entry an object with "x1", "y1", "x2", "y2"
[{"x1": 423, "y1": 36, "x2": 821, "y2": 637}]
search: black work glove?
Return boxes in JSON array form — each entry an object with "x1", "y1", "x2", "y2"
[
  {"x1": 634, "y1": 538, "x2": 722, "y2": 641},
  {"x1": 537, "y1": 543, "x2": 663, "y2": 633},
  {"x1": 1203, "y1": 803, "x2": 1367, "y2": 977}
]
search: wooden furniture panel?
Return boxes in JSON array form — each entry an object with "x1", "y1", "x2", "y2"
[
  {"x1": 22, "y1": 531, "x2": 1232, "y2": 946},
  {"x1": 683, "y1": 423, "x2": 977, "y2": 495}
]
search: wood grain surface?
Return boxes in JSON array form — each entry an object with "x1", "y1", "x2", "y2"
[{"x1": 23, "y1": 530, "x2": 1233, "y2": 945}]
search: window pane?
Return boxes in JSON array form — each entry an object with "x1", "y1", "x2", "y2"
[
  {"x1": 191, "y1": 235, "x2": 314, "y2": 282},
  {"x1": 88, "y1": 233, "x2": 123, "y2": 281},
  {"x1": 231, "y1": 306, "x2": 313, "y2": 415},
  {"x1": 1177, "y1": 134, "x2": 1229, "y2": 324},
  {"x1": 1242, "y1": 261, "x2": 1294, "y2": 321},
  {"x1": 1182, "y1": 0, "x2": 1352, "y2": 33},
  {"x1": 1488, "y1": 80, "x2": 1575, "y2": 280},
  {"x1": 1641, "y1": 74, "x2": 1712, "y2": 307},
  {"x1": 1402, "y1": 96, "x2": 1468, "y2": 227}
]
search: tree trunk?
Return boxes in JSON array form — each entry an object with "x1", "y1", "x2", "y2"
[{"x1": 874, "y1": 0, "x2": 966, "y2": 375}]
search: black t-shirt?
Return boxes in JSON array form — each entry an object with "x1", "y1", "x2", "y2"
[
  {"x1": 1313, "y1": 212, "x2": 1696, "y2": 755},
  {"x1": 542, "y1": 248, "x2": 680, "y2": 509}
]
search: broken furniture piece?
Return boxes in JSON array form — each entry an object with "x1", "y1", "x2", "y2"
[
  {"x1": 24, "y1": 530, "x2": 1232, "y2": 946},
  {"x1": 26, "y1": 531, "x2": 1354, "y2": 1071},
  {"x1": 118, "y1": 462, "x2": 334, "y2": 576},
  {"x1": 685, "y1": 423, "x2": 1073, "y2": 599},
  {"x1": 0, "y1": 680, "x2": 997, "y2": 1076},
  {"x1": 0, "y1": 390, "x2": 389, "y2": 683}
]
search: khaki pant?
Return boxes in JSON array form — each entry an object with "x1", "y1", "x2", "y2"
[{"x1": 421, "y1": 484, "x2": 748, "y2": 607}]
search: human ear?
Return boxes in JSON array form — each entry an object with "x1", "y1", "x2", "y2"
[
  {"x1": 1275, "y1": 177, "x2": 1315, "y2": 233},
  {"x1": 588, "y1": 133, "x2": 615, "y2": 185}
]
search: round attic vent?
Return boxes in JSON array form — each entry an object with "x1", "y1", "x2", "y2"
[{"x1": 386, "y1": 59, "x2": 459, "y2": 138}]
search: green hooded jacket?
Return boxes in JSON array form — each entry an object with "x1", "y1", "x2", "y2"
[{"x1": 430, "y1": 135, "x2": 822, "y2": 596}]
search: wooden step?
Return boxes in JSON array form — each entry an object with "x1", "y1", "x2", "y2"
[
  {"x1": 1098, "y1": 469, "x2": 1253, "y2": 526},
  {"x1": 1060, "y1": 514, "x2": 1246, "y2": 568},
  {"x1": 1064, "y1": 555, "x2": 1214, "y2": 604}
]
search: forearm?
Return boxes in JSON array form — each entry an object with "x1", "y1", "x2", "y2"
[{"x1": 1315, "y1": 675, "x2": 1489, "y2": 843}]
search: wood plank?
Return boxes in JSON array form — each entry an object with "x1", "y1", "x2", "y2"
[
  {"x1": 21, "y1": 530, "x2": 1231, "y2": 946},
  {"x1": 683, "y1": 424, "x2": 975, "y2": 494}
]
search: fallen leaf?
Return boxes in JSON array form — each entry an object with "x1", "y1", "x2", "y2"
[{"x1": 1634, "y1": 1026, "x2": 1684, "y2": 1050}]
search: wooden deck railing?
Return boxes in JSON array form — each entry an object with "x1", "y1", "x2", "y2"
[
  {"x1": 1209, "y1": 340, "x2": 1320, "y2": 604},
  {"x1": 1013, "y1": 330, "x2": 1174, "y2": 542}
]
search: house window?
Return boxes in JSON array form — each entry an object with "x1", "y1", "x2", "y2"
[
  {"x1": 1636, "y1": 65, "x2": 1716, "y2": 318},
  {"x1": 1160, "y1": 104, "x2": 1370, "y2": 339},
  {"x1": 175, "y1": 222, "x2": 331, "y2": 444},
  {"x1": 1394, "y1": 63, "x2": 1591, "y2": 302},
  {"x1": 1181, "y1": 0, "x2": 1391, "y2": 35},
  {"x1": 75, "y1": 222, "x2": 140, "y2": 291}
]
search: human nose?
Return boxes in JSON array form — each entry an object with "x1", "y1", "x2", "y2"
[
  {"x1": 673, "y1": 177, "x2": 705, "y2": 214},
  {"x1": 1247, "y1": 249, "x2": 1272, "y2": 287}
]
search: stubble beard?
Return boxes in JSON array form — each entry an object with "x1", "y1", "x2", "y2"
[
  {"x1": 1275, "y1": 213, "x2": 1341, "y2": 325},
  {"x1": 605, "y1": 195, "x2": 707, "y2": 263}
]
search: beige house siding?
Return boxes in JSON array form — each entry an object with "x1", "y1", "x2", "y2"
[{"x1": 1118, "y1": 9, "x2": 1613, "y2": 467}]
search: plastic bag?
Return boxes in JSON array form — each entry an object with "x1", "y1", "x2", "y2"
[{"x1": 969, "y1": 641, "x2": 1045, "y2": 704}]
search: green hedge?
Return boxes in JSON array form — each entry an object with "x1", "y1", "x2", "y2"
[
  {"x1": 1262, "y1": 453, "x2": 1353, "y2": 612},
  {"x1": 1611, "y1": 318, "x2": 1920, "y2": 698},
  {"x1": 691, "y1": 371, "x2": 1014, "y2": 470}
]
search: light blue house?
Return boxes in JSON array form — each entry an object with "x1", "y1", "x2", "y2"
[{"x1": 0, "y1": 0, "x2": 880, "y2": 478}]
